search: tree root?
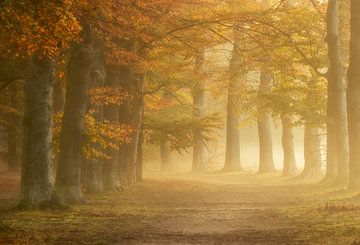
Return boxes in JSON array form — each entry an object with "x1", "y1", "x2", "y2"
[{"x1": 16, "y1": 193, "x2": 70, "y2": 211}]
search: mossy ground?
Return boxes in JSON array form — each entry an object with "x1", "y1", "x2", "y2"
[{"x1": 1, "y1": 171, "x2": 360, "y2": 244}]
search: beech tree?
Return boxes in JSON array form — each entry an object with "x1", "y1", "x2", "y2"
[
  {"x1": 322, "y1": 0, "x2": 349, "y2": 185},
  {"x1": 257, "y1": 67, "x2": 276, "y2": 173},
  {"x1": 0, "y1": 1, "x2": 80, "y2": 209},
  {"x1": 192, "y1": 48, "x2": 208, "y2": 172},
  {"x1": 55, "y1": 24, "x2": 93, "y2": 204},
  {"x1": 81, "y1": 39, "x2": 106, "y2": 194},
  {"x1": 347, "y1": 0, "x2": 360, "y2": 190},
  {"x1": 223, "y1": 29, "x2": 243, "y2": 172},
  {"x1": 281, "y1": 114, "x2": 297, "y2": 176}
]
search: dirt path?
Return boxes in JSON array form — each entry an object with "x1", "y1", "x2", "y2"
[{"x1": 1, "y1": 172, "x2": 360, "y2": 244}]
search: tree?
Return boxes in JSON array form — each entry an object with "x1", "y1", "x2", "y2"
[
  {"x1": 81, "y1": 40, "x2": 106, "y2": 194},
  {"x1": 101, "y1": 66, "x2": 122, "y2": 191},
  {"x1": 136, "y1": 105, "x2": 144, "y2": 181},
  {"x1": 257, "y1": 67, "x2": 276, "y2": 173},
  {"x1": 299, "y1": 79, "x2": 324, "y2": 179},
  {"x1": 19, "y1": 55, "x2": 58, "y2": 209},
  {"x1": 0, "y1": 0, "x2": 80, "y2": 209},
  {"x1": 55, "y1": 25, "x2": 93, "y2": 204},
  {"x1": 347, "y1": 0, "x2": 360, "y2": 190},
  {"x1": 223, "y1": 29, "x2": 243, "y2": 172},
  {"x1": 256, "y1": 0, "x2": 275, "y2": 176},
  {"x1": 192, "y1": 48, "x2": 208, "y2": 172},
  {"x1": 322, "y1": 0, "x2": 349, "y2": 185},
  {"x1": 302, "y1": 124, "x2": 322, "y2": 178},
  {"x1": 281, "y1": 114, "x2": 297, "y2": 176},
  {"x1": 129, "y1": 73, "x2": 145, "y2": 182},
  {"x1": 117, "y1": 69, "x2": 144, "y2": 185},
  {"x1": 159, "y1": 93, "x2": 173, "y2": 172}
]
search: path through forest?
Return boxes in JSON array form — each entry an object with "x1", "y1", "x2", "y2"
[{"x1": 1, "y1": 171, "x2": 360, "y2": 244}]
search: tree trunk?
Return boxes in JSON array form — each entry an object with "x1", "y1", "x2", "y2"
[
  {"x1": 127, "y1": 118, "x2": 140, "y2": 185},
  {"x1": 102, "y1": 67, "x2": 121, "y2": 191},
  {"x1": 118, "y1": 76, "x2": 143, "y2": 185},
  {"x1": 301, "y1": 125, "x2": 323, "y2": 178},
  {"x1": 55, "y1": 27, "x2": 92, "y2": 204},
  {"x1": 160, "y1": 141, "x2": 172, "y2": 172},
  {"x1": 82, "y1": 160, "x2": 103, "y2": 194},
  {"x1": 257, "y1": 69, "x2": 276, "y2": 173},
  {"x1": 324, "y1": 128, "x2": 338, "y2": 182},
  {"x1": 347, "y1": 0, "x2": 360, "y2": 190},
  {"x1": 192, "y1": 48, "x2": 208, "y2": 172},
  {"x1": 136, "y1": 91, "x2": 144, "y2": 182},
  {"x1": 118, "y1": 65, "x2": 135, "y2": 186},
  {"x1": 53, "y1": 78, "x2": 65, "y2": 113},
  {"x1": 281, "y1": 114, "x2": 297, "y2": 177},
  {"x1": 136, "y1": 124, "x2": 143, "y2": 182},
  {"x1": 53, "y1": 77, "x2": 65, "y2": 180},
  {"x1": 119, "y1": 105, "x2": 131, "y2": 186},
  {"x1": 323, "y1": 0, "x2": 349, "y2": 185},
  {"x1": 223, "y1": 30, "x2": 243, "y2": 172},
  {"x1": 117, "y1": 64, "x2": 144, "y2": 186},
  {"x1": 19, "y1": 54, "x2": 57, "y2": 209},
  {"x1": 160, "y1": 92, "x2": 172, "y2": 172},
  {"x1": 82, "y1": 48, "x2": 105, "y2": 194},
  {"x1": 128, "y1": 75, "x2": 144, "y2": 184}
]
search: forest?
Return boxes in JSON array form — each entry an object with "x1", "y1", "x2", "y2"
[{"x1": 1, "y1": 0, "x2": 360, "y2": 244}]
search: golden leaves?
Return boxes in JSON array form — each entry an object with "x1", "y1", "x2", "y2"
[
  {"x1": 88, "y1": 86, "x2": 128, "y2": 106},
  {"x1": 53, "y1": 111, "x2": 133, "y2": 161},
  {"x1": 0, "y1": 0, "x2": 81, "y2": 58},
  {"x1": 82, "y1": 113, "x2": 133, "y2": 160}
]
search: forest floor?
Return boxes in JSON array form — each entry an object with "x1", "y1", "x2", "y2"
[{"x1": 1, "y1": 171, "x2": 360, "y2": 244}]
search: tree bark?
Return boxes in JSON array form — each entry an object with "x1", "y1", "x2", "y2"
[
  {"x1": 55, "y1": 27, "x2": 92, "y2": 204},
  {"x1": 257, "y1": 69, "x2": 276, "y2": 173},
  {"x1": 136, "y1": 91, "x2": 144, "y2": 182},
  {"x1": 19, "y1": 54, "x2": 57, "y2": 209},
  {"x1": 136, "y1": 123, "x2": 143, "y2": 182},
  {"x1": 53, "y1": 78, "x2": 65, "y2": 113},
  {"x1": 301, "y1": 124, "x2": 323, "y2": 178},
  {"x1": 192, "y1": 48, "x2": 208, "y2": 172},
  {"x1": 223, "y1": 31, "x2": 243, "y2": 172},
  {"x1": 82, "y1": 47, "x2": 105, "y2": 194},
  {"x1": 117, "y1": 64, "x2": 144, "y2": 186},
  {"x1": 128, "y1": 75, "x2": 144, "y2": 184},
  {"x1": 323, "y1": 0, "x2": 349, "y2": 185},
  {"x1": 347, "y1": 0, "x2": 360, "y2": 190},
  {"x1": 53, "y1": 76, "x2": 65, "y2": 180},
  {"x1": 119, "y1": 101, "x2": 131, "y2": 186},
  {"x1": 256, "y1": 0, "x2": 277, "y2": 174},
  {"x1": 102, "y1": 66, "x2": 121, "y2": 191},
  {"x1": 281, "y1": 114, "x2": 297, "y2": 177},
  {"x1": 324, "y1": 127, "x2": 338, "y2": 182},
  {"x1": 82, "y1": 159, "x2": 103, "y2": 194}
]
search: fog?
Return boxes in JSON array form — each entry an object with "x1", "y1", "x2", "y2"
[
  {"x1": 1, "y1": 0, "x2": 360, "y2": 244},
  {"x1": 144, "y1": 122, "x2": 325, "y2": 173}
]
